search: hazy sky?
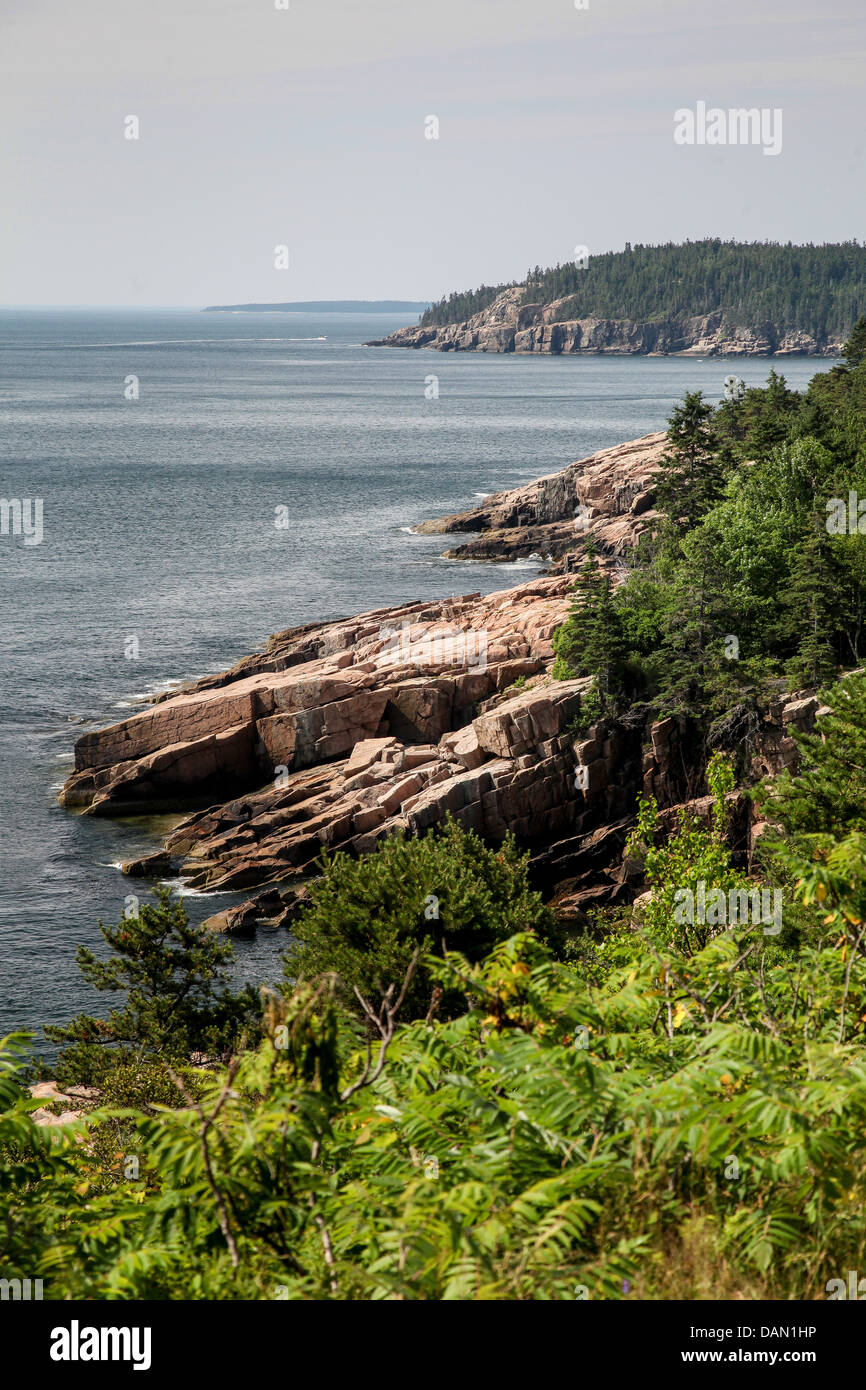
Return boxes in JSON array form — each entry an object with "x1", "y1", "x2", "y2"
[{"x1": 1, "y1": 0, "x2": 864, "y2": 306}]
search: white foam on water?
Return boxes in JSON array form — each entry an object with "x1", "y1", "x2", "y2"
[
  {"x1": 159, "y1": 877, "x2": 235, "y2": 898},
  {"x1": 114, "y1": 677, "x2": 187, "y2": 709}
]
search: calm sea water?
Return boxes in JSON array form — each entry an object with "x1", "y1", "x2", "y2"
[{"x1": 0, "y1": 308, "x2": 831, "y2": 1047}]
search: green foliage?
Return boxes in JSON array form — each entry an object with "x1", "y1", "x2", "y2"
[
  {"x1": 285, "y1": 816, "x2": 554, "y2": 1021},
  {"x1": 843, "y1": 314, "x2": 866, "y2": 370},
  {"x1": 45, "y1": 888, "x2": 261, "y2": 1090},
  {"x1": 755, "y1": 670, "x2": 866, "y2": 950},
  {"x1": 756, "y1": 672, "x2": 866, "y2": 844},
  {"x1": 553, "y1": 367, "x2": 866, "y2": 720},
  {"x1": 8, "y1": 873, "x2": 866, "y2": 1297},
  {"x1": 551, "y1": 546, "x2": 628, "y2": 709},
  {"x1": 422, "y1": 240, "x2": 866, "y2": 341},
  {"x1": 656, "y1": 391, "x2": 724, "y2": 531},
  {"x1": 628, "y1": 753, "x2": 748, "y2": 953}
]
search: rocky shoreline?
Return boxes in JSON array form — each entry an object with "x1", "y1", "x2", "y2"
[
  {"x1": 366, "y1": 286, "x2": 842, "y2": 358},
  {"x1": 60, "y1": 432, "x2": 819, "y2": 935}
]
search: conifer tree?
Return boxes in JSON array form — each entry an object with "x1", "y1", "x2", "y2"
[
  {"x1": 843, "y1": 314, "x2": 866, "y2": 370},
  {"x1": 656, "y1": 391, "x2": 723, "y2": 532},
  {"x1": 749, "y1": 370, "x2": 798, "y2": 460},
  {"x1": 755, "y1": 671, "x2": 866, "y2": 841},
  {"x1": 781, "y1": 512, "x2": 840, "y2": 690},
  {"x1": 286, "y1": 816, "x2": 553, "y2": 1021},
  {"x1": 551, "y1": 543, "x2": 627, "y2": 702},
  {"x1": 46, "y1": 888, "x2": 260, "y2": 1086},
  {"x1": 657, "y1": 523, "x2": 733, "y2": 712}
]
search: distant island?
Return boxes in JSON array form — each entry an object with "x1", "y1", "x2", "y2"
[
  {"x1": 366, "y1": 240, "x2": 865, "y2": 357},
  {"x1": 203, "y1": 300, "x2": 431, "y2": 314}
]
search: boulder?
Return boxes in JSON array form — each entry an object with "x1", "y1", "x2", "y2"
[
  {"x1": 343, "y1": 737, "x2": 400, "y2": 777},
  {"x1": 473, "y1": 680, "x2": 589, "y2": 759},
  {"x1": 85, "y1": 723, "x2": 257, "y2": 815},
  {"x1": 451, "y1": 727, "x2": 486, "y2": 770},
  {"x1": 121, "y1": 851, "x2": 173, "y2": 877}
]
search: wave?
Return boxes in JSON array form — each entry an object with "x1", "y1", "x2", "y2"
[
  {"x1": 435, "y1": 554, "x2": 545, "y2": 569},
  {"x1": 158, "y1": 877, "x2": 236, "y2": 898},
  {"x1": 113, "y1": 678, "x2": 186, "y2": 708}
]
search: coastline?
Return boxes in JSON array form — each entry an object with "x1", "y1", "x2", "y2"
[
  {"x1": 57, "y1": 429, "x2": 808, "y2": 936},
  {"x1": 365, "y1": 288, "x2": 843, "y2": 358},
  {"x1": 5, "y1": 314, "x2": 827, "y2": 1042}
]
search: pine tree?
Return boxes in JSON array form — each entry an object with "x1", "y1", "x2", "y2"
[
  {"x1": 749, "y1": 370, "x2": 798, "y2": 460},
  {"x1": 551, "y1": 544, "x2": 627, "y2": 702},
  {"x1": 843, "y1": 315, "x2": 866, "y2": 370},
  {"x1": 656, "y1": 391, "x2": 723, "y2": 532},
  {"x1": 45, "y1": 888, "x2": 260, "y2": 1086},
  {"x1": 658, "y1": 523, "x2": 734, "y2": 712},
  {"x1": 781, "y1": 512, "x2": 840, "y2": 690},
  {"x1": 754, "y1": 671, "x2": 866, "y2": 845}
]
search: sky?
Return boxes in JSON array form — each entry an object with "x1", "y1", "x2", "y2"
[{"x1": 1, "y1": 0, "x2": 864, "y2": 306}]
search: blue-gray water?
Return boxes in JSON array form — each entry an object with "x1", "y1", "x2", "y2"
[{"x1": 0, "y1": 308, "x2": 831, "y2": 1047}]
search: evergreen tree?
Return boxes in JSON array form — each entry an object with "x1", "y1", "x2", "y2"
[
  {"x1": 748, "y1": 370, "x2": 798, "y2": 460},
  {"x1": 657, "y1": 523, "x2": 734, "y2": 712},
  {"x1": 285, "y1": 816, "x2": 553, "y2": 1021},
  {"x1": 656, "y1": 391, "x2": 722, "y2": 532},
  {"x1": 754, "y1": 671, "x2": 866, "y2": 842},
  {"x1": 843, "y1": 314, "x2": 866, "y2": 369},
  {"x1": 551, "y1": 544, "x2": 627, "y2": 701},
  {"x1": 45, "y1": 888, "x2": 260, "y2": 1087},
  {"x1": 781, "y1": 512, "x2": 840, "y2": 690}
]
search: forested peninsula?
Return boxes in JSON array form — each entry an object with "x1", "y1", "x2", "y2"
[{"x1": 367, "y1": 240, "x2": 866, "y2": 356}]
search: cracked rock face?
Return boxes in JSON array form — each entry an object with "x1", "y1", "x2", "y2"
[
  {"x1": 414, "y1": 432, "x2": 668, "y2": 565},
  {"x1": 61, "y1": 578, "x2": 609, "y2": 889},
  {"x1": 60, "y1": 436, "x2": 670, "y2": 860},
  {"x1": 54, "y1": 435, "x2": 708, "y2": 926},
  {"x1": 59, "y1": 431, "x2": 819, "y2": 932},
  {"x1": 59, "y1": 564, "x2": 651, "y2": 919},
  {"x1": 365, "y1": 286, "x2": 843, "y2": 358}
]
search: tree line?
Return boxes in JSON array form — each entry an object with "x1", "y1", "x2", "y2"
[{"x1": 420, "y1": 240, "x2": 866, "y2": 341}]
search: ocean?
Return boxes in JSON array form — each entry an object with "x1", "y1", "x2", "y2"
[{"x1": 0, "y1": 307, "x2": 831, "y2": 1046}]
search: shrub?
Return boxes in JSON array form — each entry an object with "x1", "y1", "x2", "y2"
[{"x1": 284, "y1": 815, "x2": 554, "y2": 1020}]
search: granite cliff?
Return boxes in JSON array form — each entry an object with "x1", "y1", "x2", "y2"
[
  {"x1": 366, "y1": 286, "x2": 843, "y2": 357},
  {"x1": 60, "y1": 433, "x2": 816, "y2": 935}
]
